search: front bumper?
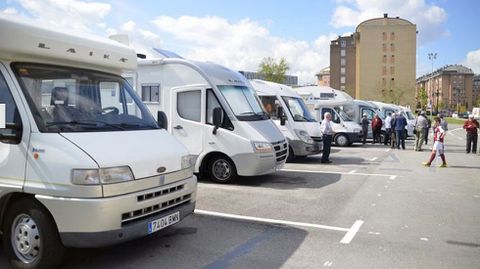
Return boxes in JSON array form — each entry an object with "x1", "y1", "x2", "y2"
[
  {"x1": 232, "y1": 152, "x2": 284, "y2": 176},
  {"x1": 289, "y1": 140, "x2": 322, "y2": 156},
  {"x1": 36, "y1": 175, "x2": 197, "y2": 248}
]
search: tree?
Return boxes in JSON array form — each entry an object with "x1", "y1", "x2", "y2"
[
  {"x1": 258, "y1": 57, "x2": 290, "y2": 83},
  {"x1": 418, "y1": 86, "x2": 428, "y2": 110}
]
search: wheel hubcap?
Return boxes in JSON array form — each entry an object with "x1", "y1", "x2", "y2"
[
  {"x1": 11, "y1": 214, "x2": 40, "y2": 263},
  {"x1": 337, "y1": 136, "x2": 347, "y2": 145},
  {"x1": 212, "y1": 159, "x2": 231, "y2": 180}
]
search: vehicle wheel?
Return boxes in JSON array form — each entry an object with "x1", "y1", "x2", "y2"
[
  {"x1": 2, "y1": 197, "x2": 65, "y2": 269},
  {"x1": 286, "y1": 146, "x2": 295, "y2": 163},
  {"x1": 335, "y1": 134, "x2": 349, "y2": 147},
  {"x1": 208, "y1": 156, "x2": 237, "y2": 184}
]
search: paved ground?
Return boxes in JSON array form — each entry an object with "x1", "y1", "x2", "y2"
[{"x1": 1, "y1": 124, "x2": 479, "y2": 268}]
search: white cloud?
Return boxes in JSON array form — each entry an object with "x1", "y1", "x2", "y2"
[
  {"x1": 465, "y1": 49, "x2": 480, "y2": 74},
  {"x1": 16, "y1": 0, "x2": 111, "y2": 33},
  {"x1": 1, "y1": 8, "x2": 18, "y2": 15},
  {"x1": 151, "y1": 16, "x2": 334, "y2": 84},
  {"x1": 330, "y1": 0, "x2": 447, "y2": 45},
  {"x1": 121, "y1": 20, "x2": 136, "y2": 32}
]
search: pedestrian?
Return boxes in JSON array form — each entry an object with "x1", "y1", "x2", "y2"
[
  {"x1": 390, "y1": 113, "x2": 397, "y2": 148},
  {"x1": 439, "y1": 114, "x2": 448, "y2": 131},
  {"x1": 423, "y1": 117, "x2": 447, "y2": 167},
  {"x1": 320, "y1": 112, "x2": 334, "y2": 163},
  {"x1": 463, "y1": 114, "x2": 479, "y2": 154},
  {"x1": 425, "y1": 116, "x2": 431, "y2": 145},
  {"x1": 414, "y1": 111, "x2": 428, "y2": 151},
  {"x1": 361, "y1": 113, "x2": 369, "y2": 145},
  {"x1": 394, "y1": 112, "x2": 407, "y2": 149},
  {"x1": 384, "y1": 112, "x2": 392, "y2": 145},
  {"x1": 371, "y1": 113, "x2": 383, "y2": 144}
]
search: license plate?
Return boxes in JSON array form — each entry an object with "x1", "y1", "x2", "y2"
[{"x1": 148, "y1": 212, "x2": 180, "y2": 234}]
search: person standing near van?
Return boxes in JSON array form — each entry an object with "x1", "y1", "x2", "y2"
[
  {"x1": 390, "y1": 113, "x2": 397, "y2": 148},
  {"x1": 425, "y1": 116, "x2": 432, "y2": 145},
  {"x1": 371, "y1": 113, "x2": 383, "y2": 144},
  {"x1": 423, "y1": 117, "x2": 447, "y2": 167},
  {"x1": 394, "y1": 112, "x2": 407, "y2": 149},
  {"x1": 414, "y1": 111, "x2": 428, "y2": 151},
  {"x1": 320, "y1": 112, "x2": 334, "y2": 163},
  {"x1": 439, "y1": 114, "x2": 448, "y2": 131},
  {"x1": 384, "y1": 112, "x2": 392, "y2": 145},
  {"x1": 361, "y1": 113, "x2": 369, "y2": 144},
  {"x1": 463, "y1": 114, "x2": 479, "y2": 154}
]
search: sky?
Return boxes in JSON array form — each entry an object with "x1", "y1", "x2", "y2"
[{"x1": 1, "y1": 0, "x2": 479, "y2": 84}]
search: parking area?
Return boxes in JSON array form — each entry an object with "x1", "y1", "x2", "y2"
[{"x1": 1, "y1": 125, "x2": 479, "y2": 268}]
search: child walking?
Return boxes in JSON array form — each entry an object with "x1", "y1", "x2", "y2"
[{"x1": 423, "y1": 117, "x2": 447, "y2": 167}]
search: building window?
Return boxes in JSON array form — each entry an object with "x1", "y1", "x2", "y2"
[
  {"x1": 390, "y1": 32, "x2": 395, "y2": 41},
  {"x1": 390, "y1": 78, "x2": 395, "y2": 88},
  {"x1": 341, "y1": 67, "x2": 346, "y2": 75},
  {"x1": 340, "y1": 49, "x2": 346, "y2": 57},
  {"x1": 382, "y1": 66, "x2": 387, "y2": 76},
  {"x1": 382, "y1": 32, "x2": 387, "y2": 41},
  {"x1": 391, "y1": 55, "x2": 395, "y2": 64},
  {"x1": 390, "y1": 66, "x2": 395, "y2": 75},
  {"x1": 141, "y1": 84, "x2": 160, "y2": 103},
  {"x1": 383, "y1": 55, "x2": 387, "y2": 64},
  {"x1": 340, "y1": 58, "x2": 346, "y2": 66},
  {"x1": 340, "y1": 85, "x2": 346, "y2": 91},
  {"x1": 382, "y1": 78, "x2": 386, "y2": 87},
  {"x1": 341, "y1": 76, "x2": 346, "y2": 84},
  {"x1": 340, "y1": 40, "x2": 346, "y2": 47},
  {"x1": 382, "y1": 44, "x2": 387, "y2": 52},
  {"x1": 390, "y1": 43, "x2": 395, "y2": 52}
]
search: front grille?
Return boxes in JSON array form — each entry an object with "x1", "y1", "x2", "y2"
[
  {"x1": 121, "y1": 194, "x2": 192, "y2": 226},
  {"x1": 272, "y1": 140, "x2": 288, "y2": 163},
  {"x1": 137, "y1": 184, "x2": 184, "y2": 202},
  {"x1": 311, "y1": 136, "x2": 323, "y2": 142}
]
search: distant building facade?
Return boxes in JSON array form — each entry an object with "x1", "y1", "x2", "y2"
[
  {"x1": 474, "y1": 74, "x2": 480, "y2": 107},
  {"x1": 329, "y1": 14, "x2": 417, "y2": 107},
  {"x1": 416, "y1": 65, "x2": 474, "y2": 111},
  {"x1": 238, "y1": 71, "x2": 298, "y2": 86},
  {"x1": 315, "y1": 67, "x2": 330, "y2": 87},
  {"x1": 330, "y1": 35, "x2": 356, "y2": 97}
]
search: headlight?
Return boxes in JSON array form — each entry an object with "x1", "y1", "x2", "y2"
[
  {"x1": 354, "y1": 128, "x2": 361, "y2": 133},
  {"x1": 72, "y1": 166, "x2": 134, "y2": 185},
  {"x1": 182, "y1": 155, "x2": 197, "y2": 169},
  {"x1": 252, "y1": 141, "x2": 273, "y2": 153},
  {"x1": 294, "y1": 129, "x2": 314, "y2": 144}
]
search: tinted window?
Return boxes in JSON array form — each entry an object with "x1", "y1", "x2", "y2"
[
  {"x1": 177, "y1": 90, "x2": 201, "y2": 122},
  {"x1": 206, "y1": 89, "x2": 233, "y2": 129},
  {"x1": 0, "y1": 72, "x2": 22, "y2": 144}
]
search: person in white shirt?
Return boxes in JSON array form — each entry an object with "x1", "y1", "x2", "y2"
[
  {"x1": 384, "y1": 112, "x2": 392, "y2": 145},
  {"x1": 320, "y1": 112, "x2": 334, "y2": 163}
]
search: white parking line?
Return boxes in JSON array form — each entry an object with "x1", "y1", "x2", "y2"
[
  {"x1": 281, "y1": 168, "x2": 398, "y2": 178},
  {"x1": 369, "y1": 157, "x2": 378, "y2": 161},
  {"x1": 340, "y1": 220, "x2": 364, "y2": 244}
]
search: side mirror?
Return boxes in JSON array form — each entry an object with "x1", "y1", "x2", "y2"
[
  {"x1": 212, "y1": 107, "x2": 223, "y2": 135},
  {"x1": 277, "y1": 106, "x2": 286, "y2": 126},
  {"x1": 157, "y1": 111, "x2": 168, "y2": 129},
  {"x1": 0, "y1": 105, "x2": 22, "y2": 144}
]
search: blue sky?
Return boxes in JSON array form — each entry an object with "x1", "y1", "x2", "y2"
[{"x1": 1, "y1": 0, "x2": 479, "y2": 83}]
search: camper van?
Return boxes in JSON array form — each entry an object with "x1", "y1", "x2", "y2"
[
  {"x1": 0, "y1": 16, "x2": 197, "y2": 269},
  {"x1": 250, "y1": 80, "x2": 322, "y2": 161},
  {"x1": 127, "y1": 56, "x2": 287, "y2": 184},
  {"x1": 295, "y1": 86, "x2": 362, "y2": 146},
  {"x1": 369, "y1": 101, "x2": 415, "y2": 138}
]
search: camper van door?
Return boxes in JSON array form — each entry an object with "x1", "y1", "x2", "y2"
[{"x1": 171, "y1": 86, "x2": 205, "y2": 155}]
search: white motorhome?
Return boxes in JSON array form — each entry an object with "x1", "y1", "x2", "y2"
[
  {"x1": 126, "y1": 56, "x2": 287, "y2": 184},
  {"x1": 369, "y1": 101, "x2": 415, "y2": 137},
  {"x1": 0, "y1": 16, "x2": 197, "y2": 268},
  {"x1": 250, "y1": 80, "x2": 322, "y2": 161},
  {"x1": 295, "y1": 86, "x2": 363, "y2": 146}
]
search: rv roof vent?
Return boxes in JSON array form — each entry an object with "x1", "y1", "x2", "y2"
[{"x1": 137, "y1": 54, "x2": 146, "y2": 59}]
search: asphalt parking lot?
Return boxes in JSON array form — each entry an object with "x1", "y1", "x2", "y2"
[{"x1": 1, "y1": 124, "x2": 479, "y2": 269}]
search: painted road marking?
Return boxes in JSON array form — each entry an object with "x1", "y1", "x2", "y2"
[
  {"x1": 323, "y1": 261, "x2": 333, "y2": 267},
  {"x1": 340, "y1": 220, "x2": 364, "y2": 244},
  {"x1": 369, "y1": 157, "x2": 378, "y2": 161},
  {"x1": 349, "y1": 169, "x2": 357, "y2": 174},
  {"x1": 281, "y1": 168, "x2": 398, "y2": 178},
  {"x1": 195, "y1": 209, "x2": 365, "y2": 244}
]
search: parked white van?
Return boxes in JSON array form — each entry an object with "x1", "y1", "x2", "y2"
[
  {"x1": 250, "y1": 79, "x2": 322, "y2": 161},
  {"x1": 295, "y1": 86, "x2": 363, "y2": 146},
  {"x1": 126, "y1": 54, "x2": 287, "y2": 183},
  {"x1": 0, "y1": 16, "x2": 197, "y2": 269}
]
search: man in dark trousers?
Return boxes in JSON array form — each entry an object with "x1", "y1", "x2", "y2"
[
  {"x1": 371, "y1": 113, "x2": 383, "y2": 144},
  {"x1": 425, "y1": 116, "x2": 432, "y2": 145},
  {"x1": 394, "y1": 112, "x2": 407, "y2": 149},
  {"x1": 390, "y1": 113, "x2": 397, "y2": 148},
  {"x1": 361, "y1": 113, "x2": 369, "y2": 144},
  {"x1": 320, "y1": 112, "x2": 334, "y2": 163},
  {"x1": 463, "y1": 115, "x2": 479, "y2": 154}
]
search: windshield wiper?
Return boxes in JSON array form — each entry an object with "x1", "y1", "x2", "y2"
[{"x1": 46, "y1": 120, "x2": 125, "y2": 130}]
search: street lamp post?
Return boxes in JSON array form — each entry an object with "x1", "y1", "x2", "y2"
[{"x1": 428, "y1": 52, "x2": 437, "y2": 115}]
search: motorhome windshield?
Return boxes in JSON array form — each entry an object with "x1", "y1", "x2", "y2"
[
  {"x1": 282, "y1": 96, "x2": 316, "y2": 122},
  {"x1": 334, "y1": 106, "x2": 354, "y2": 121},
  {"x1": 405, "y1": 111, "x2": 415, "y2": 120},
  {"x1": 13, "y1": 63, "x2": 159, "y2": 133},
  {"x1": 218, "y1": 85, "x2": 268, "y2": 121}
]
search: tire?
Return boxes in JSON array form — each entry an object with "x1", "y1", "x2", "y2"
[
  {"x1": 207, "y1": 155, "x2": 237, "y2": 184},
  {"x1": 2, "y1": 197, "x2": 65, "y2": 269},
  {"x1": 335, "y1": 134, "x2": 349, "y2": 147},
  {"x1": 286, "y1": 146, "x2": 295, "y2": 163}
]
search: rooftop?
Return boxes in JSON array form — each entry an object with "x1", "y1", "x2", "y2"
[{"x1": 416, "y1": 64, "x2": 474, "y2": 82}]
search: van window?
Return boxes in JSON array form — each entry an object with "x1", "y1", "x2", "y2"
[
  {"x1": 141, "y1": 84, "x2": 160, "y2": 103},
  {"x1": 206, "y1": 89, "x2": 233, "y2": 129},
  {"x1": 177, "y1": 90, "x2": 201, "y2": 122},
  {"x1": 321, "y1": 107, "x2": 341, "y2": 124},
  {"x1": 259, "y1": 95, "x2": 280, "y2": 120},
  {"x1": 13, "y1": 63, "x2": 158, "y2": 132},
  {"x1": 282, "y1": 96, "x2": 316, "y2": 122},
  {"x1": 361, "y1": 107, "x2": 375, "y2": 120},
  {"x1": 0, "y1": 72, "x2": 22, "y2": 144}
]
